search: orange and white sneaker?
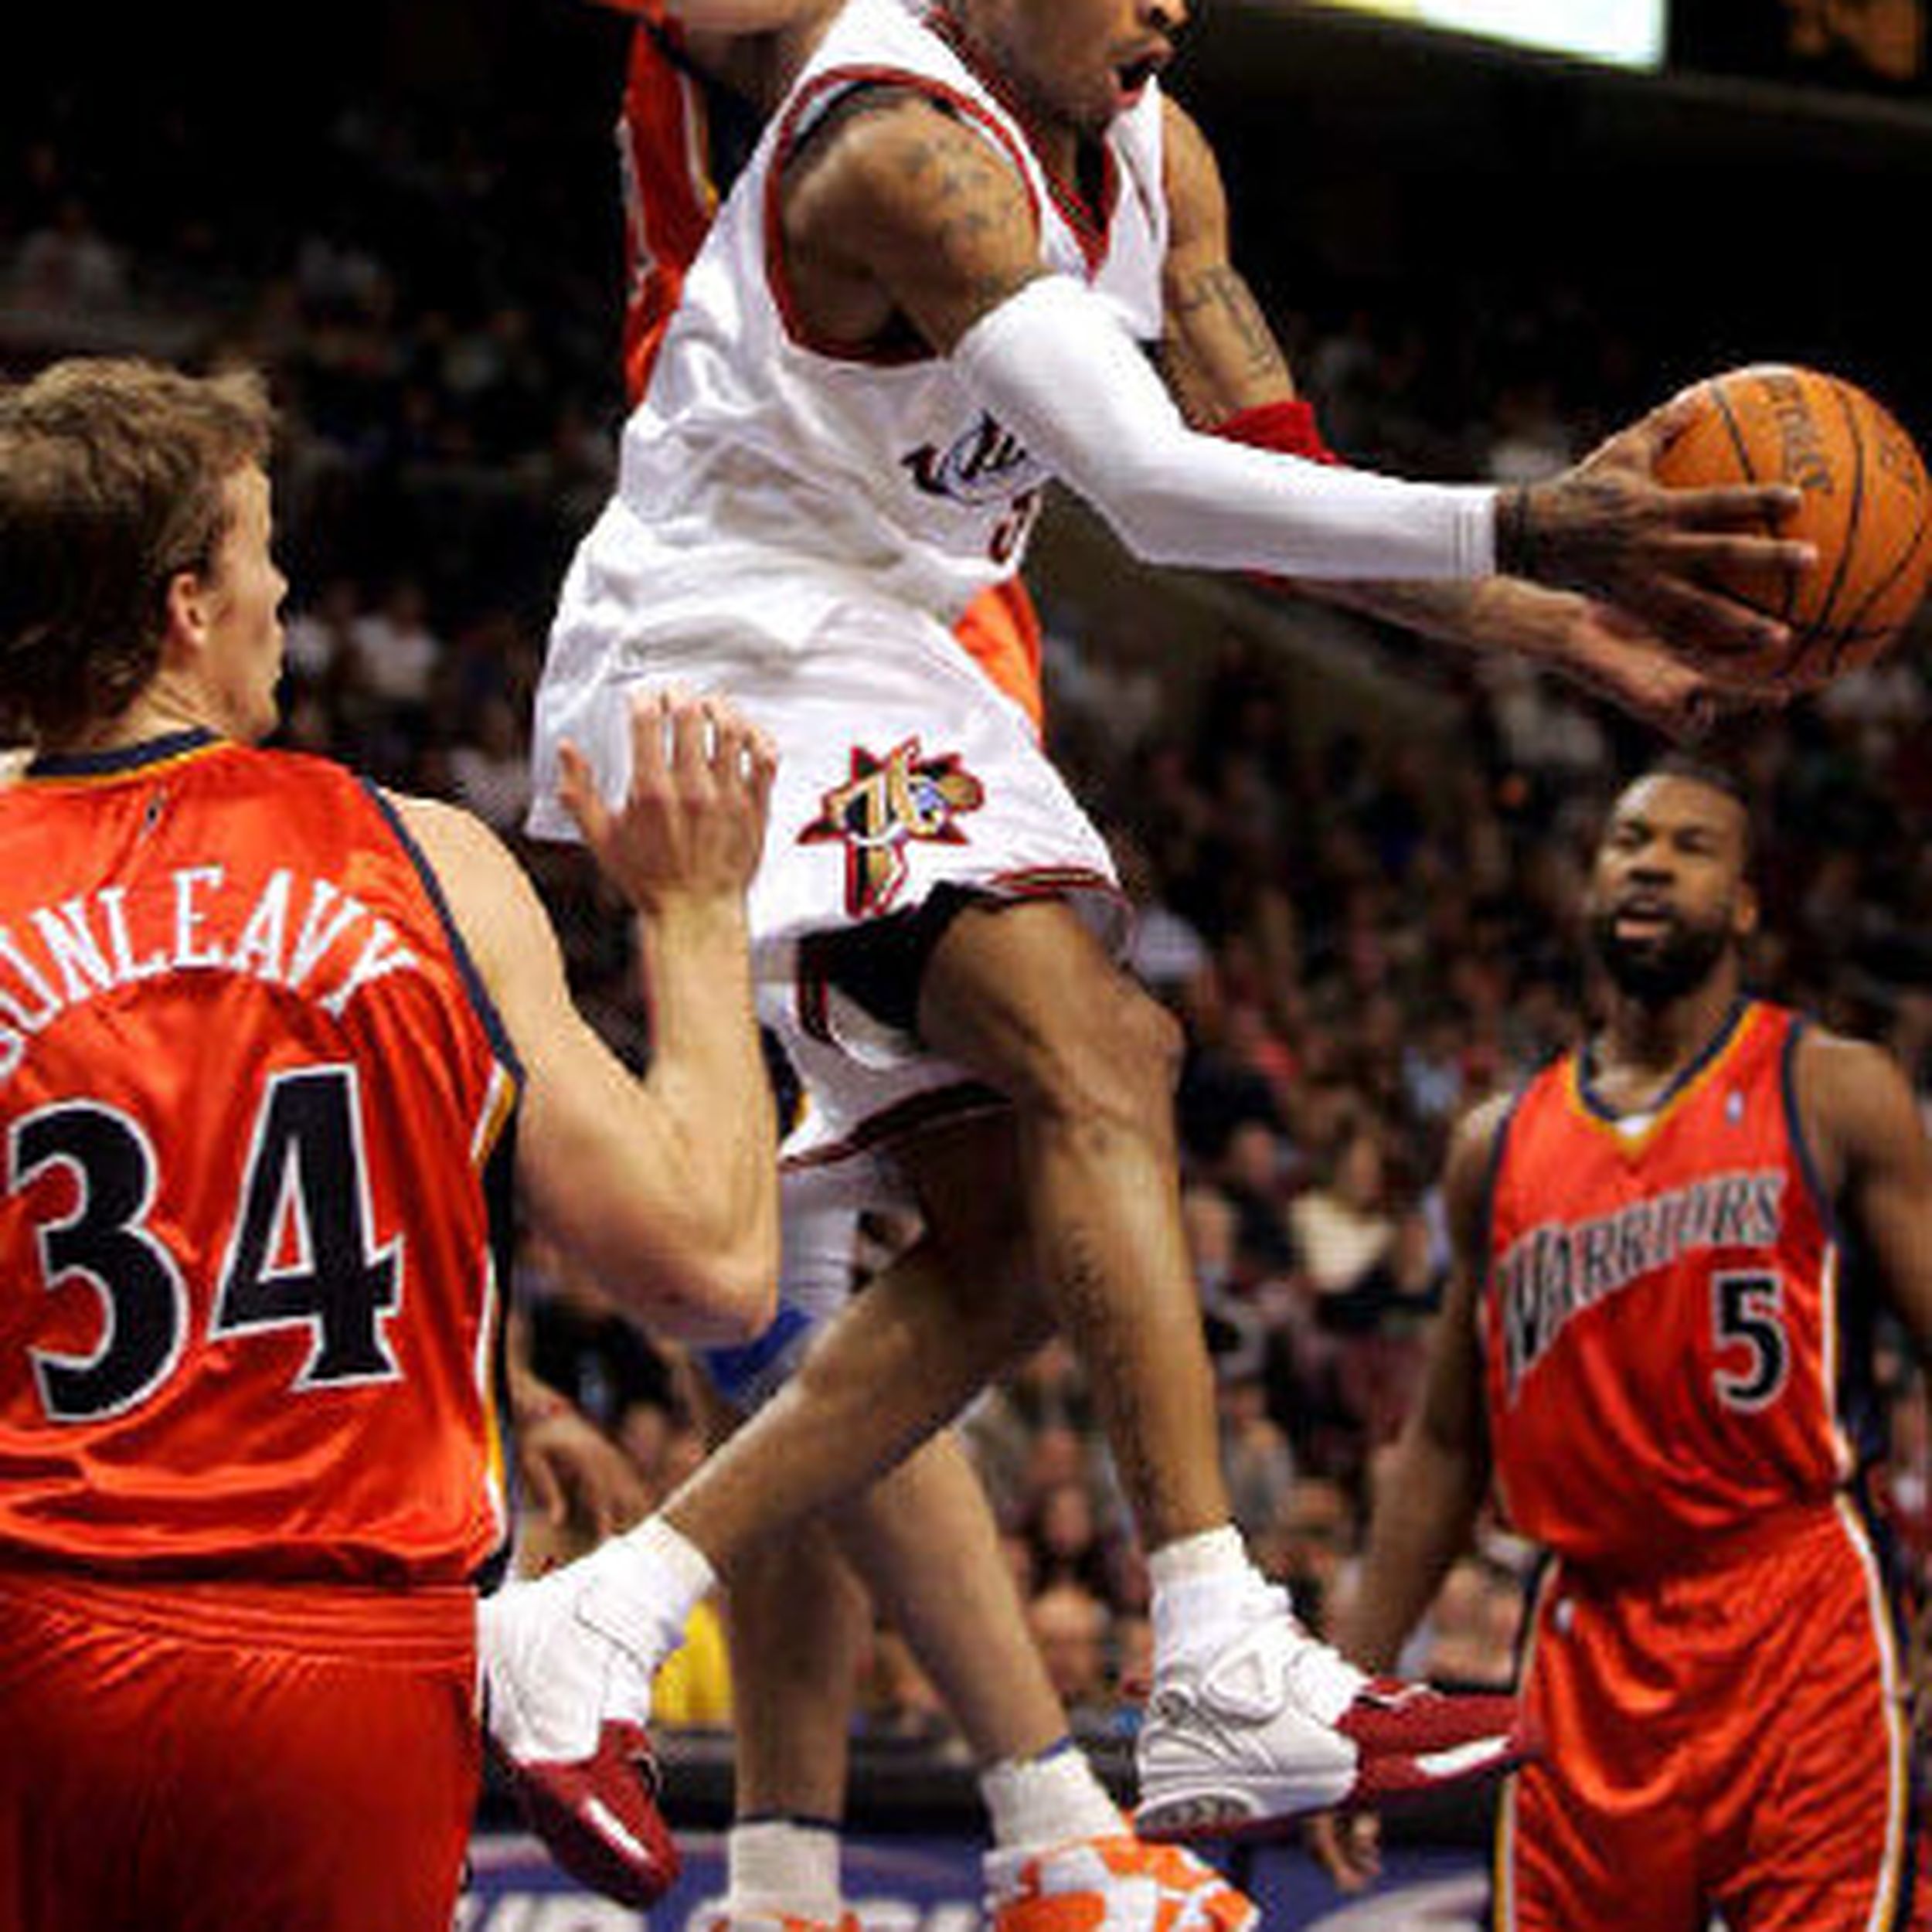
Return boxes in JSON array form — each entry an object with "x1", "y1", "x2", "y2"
[
  {"x1": 692, "y1": 1914, "x2": 862, "y2": 1932},
  {"x1": 985, "y1": 1829, "x2": 1258, "y2": 1932},
  {"x1": 1134, "y1": 1583, "x2": 1533, "y2": 1842}
]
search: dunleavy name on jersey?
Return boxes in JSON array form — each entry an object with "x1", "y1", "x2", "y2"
[{"x1": 0, "y1": 866, "x2": 422, "y2": 1082}]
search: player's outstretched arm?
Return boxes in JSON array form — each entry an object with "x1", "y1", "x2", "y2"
[
  {"x1": 393, "y1": 692, "x2": 780, "y2": 1346},
  {"x1": 1150, "y1": 98, "x2": 1805, "y2": 693}
]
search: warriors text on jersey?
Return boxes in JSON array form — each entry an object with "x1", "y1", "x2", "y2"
[
  {"x1": 0, "y1": 732, "x2": 517, "y2": 1584},
  {"x1": 1480, "y1": 1001, "x2": 1871, "y2": 1573}
]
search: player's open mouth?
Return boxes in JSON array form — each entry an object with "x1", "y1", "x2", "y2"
[
  {"x1": 1613, "y1": 900, "x2": 1674, "y2": 938},
  {"x1": 1115, "y1": 52, "x2": 1165, "y2": 96}
]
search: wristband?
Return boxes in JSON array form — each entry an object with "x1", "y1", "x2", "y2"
[{"x1": 1213, "y1": 399, "x2": 1341, "y2": 467}]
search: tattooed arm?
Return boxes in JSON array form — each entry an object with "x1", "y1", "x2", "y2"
[
  {"x1": 1156, "y1": 100, "x2": 1297, "y2": 424},
  {"x1": 772, "y1": 87, "x2": 1802, "y2": 640},
  {"x1": 775, "y1": 87, "x2": 1048, "y2": 354},
  {"x1": 1158, "y1": 97, "x2": 1756, "y2": 736}
]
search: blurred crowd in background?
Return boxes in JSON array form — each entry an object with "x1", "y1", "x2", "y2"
[{"x1": 8, "y1": 39, "x2": 1932, "y2": 1758}]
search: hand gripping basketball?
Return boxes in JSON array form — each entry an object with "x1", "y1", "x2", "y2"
[
  {"x1": 1648, "y1": 363, "x2": 1932, "y2": 694},
  {"x1": 1496, "y1": 402, "x2": 1815, "y2": 665}
]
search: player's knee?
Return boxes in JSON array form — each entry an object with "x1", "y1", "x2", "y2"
[
  {"x1": 1120, "y1": 983, "x2": 1185, "y2": 1087},
  {"x1": 1020, "y1": 977, "x2": 1183, "y2": 1139}
]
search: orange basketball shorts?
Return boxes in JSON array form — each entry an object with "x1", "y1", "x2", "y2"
[
  {"x1": 1495, "y1": 1500, "x2": 1914, "y2": 1932},
  {"x1": 0, "y1": 1563, "x2": 481, "y2": 1932}
]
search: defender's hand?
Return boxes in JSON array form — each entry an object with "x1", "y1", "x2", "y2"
[{"x1": 557, "y1": 689, "x2": 777, "y2": 915}]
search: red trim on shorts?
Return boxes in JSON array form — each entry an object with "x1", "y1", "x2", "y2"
[
  {"x1": 764, "y1": 65, "x2": 1044, "y2": 363},
  {"x1": 984, "y1": 865, "x2": 1134, "y2": 957},
  {"x1": 987, "y1": 864, "x2": 1124, "y2": 901},
  {"x1": 781, "y1": 1077, "x2": 1008, "y2": 1175}
]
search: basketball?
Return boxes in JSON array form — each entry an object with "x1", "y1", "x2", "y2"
[{"x1": 1652, "y1": 363, "x2": 1932, "y2": 693}]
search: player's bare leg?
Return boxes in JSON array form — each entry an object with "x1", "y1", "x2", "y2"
[
  {"x1": 654, "y1": 1115, "x2": 1046, "y2": 1560},
  {"x1": 830, "y1": 1430, "x2": 1257, "y2": 1931},
  {"x1": 682, "y1": 1182, "x2": 1255, "y2": 1930},
  {"x1": 914, "y1": 899, "x2": 1230, "y2": 1547},
  {"x1": 694, "y1": 1393, "x2": 1258, "y2": 1929},
  {"x1": 480, "y1": 926, "x2": 1532, "y2": 1873},
  {"x1": 910, "y1": 901, "x2": 1533, "y2": 1841}
]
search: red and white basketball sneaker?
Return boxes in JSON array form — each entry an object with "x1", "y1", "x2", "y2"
[
  {"x1": 986, "y1": 1829, "x2": 1259, "y2": 1931},
  {"x1": 478, "y1": 1562, "x2": 679, "y2": 1906},
  {"x1": 1134, "y1": 1587, "x2": 1534, "y2": 1842}
]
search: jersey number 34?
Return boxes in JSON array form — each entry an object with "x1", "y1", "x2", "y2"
[{"x1": 9, "y1": 1064, "x2": 402, "y2": 1423}]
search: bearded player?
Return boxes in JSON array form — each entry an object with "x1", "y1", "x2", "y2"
[{"x1": 1332, "y1": 757, "x2": 1929, "y2": 1929}]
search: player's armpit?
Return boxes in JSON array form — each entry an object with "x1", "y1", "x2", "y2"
[
  {"x1": 1794, "y1": 1029, "x2": 1932, "y2": 1362},
  {"x1": 776, "y1": 85, "x2": 1045, "y2": 354}
]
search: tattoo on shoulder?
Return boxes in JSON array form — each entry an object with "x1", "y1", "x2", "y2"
[{"x1": 885, "y1": 115, "x2": 1029, "y2": 301}]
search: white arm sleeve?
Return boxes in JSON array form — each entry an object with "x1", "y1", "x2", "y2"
[{"x1": 951, "y1": 274, "x2": 1498, "y2": 581}]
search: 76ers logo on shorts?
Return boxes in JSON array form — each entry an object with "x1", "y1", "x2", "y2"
[{"x1": 799, "y1": 739, "x2": 985, "y2": 918}]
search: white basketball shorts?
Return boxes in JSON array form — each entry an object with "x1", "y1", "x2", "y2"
[{"x1": 531, "y1": 556, "x2": 1128, "y2": 1209}]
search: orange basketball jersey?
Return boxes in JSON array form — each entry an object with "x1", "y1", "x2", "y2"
[
  {"x1": 0, "y1": 732, "x2": 517, "y2": 1585},
  {"x1": 1480, "y1": 1002, "x2": 1870, "y2": 1573},
  {"x1": 617, "y1": 7, "x2": 723, "y2": 409}
]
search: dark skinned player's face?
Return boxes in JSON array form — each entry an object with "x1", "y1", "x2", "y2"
[
  {"x1": 953, "y1": 0, "x2": 1188, "y2": 136},
  {"x1": 1584, "y1": 775, "x2": 1758, "y2": 1005}
]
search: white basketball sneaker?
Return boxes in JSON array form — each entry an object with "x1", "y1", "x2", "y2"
[
  {"x1": 1134, "y1": 1585, "x2": 1533, "y2": 1842},
  {"x1": 478, "y1": 1554, "x2": 680, "y2": 1906}
]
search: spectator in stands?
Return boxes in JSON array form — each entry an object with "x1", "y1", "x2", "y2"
[{"x1": 1028, "y1": 1584, "x2": 1115, "y2": 1728}]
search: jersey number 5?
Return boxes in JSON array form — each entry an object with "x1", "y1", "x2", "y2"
[
  {"x1": 1711, "y1": 1269, "x2": 1790, "y2": 1412},
  {"x1": 10, "y1": 1066, "x2": 403, "y2": 1423}
]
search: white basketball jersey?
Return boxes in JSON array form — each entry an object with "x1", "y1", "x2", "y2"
[{"x1": 611, "y1": 0, "x2": 1170, "y2": 631}]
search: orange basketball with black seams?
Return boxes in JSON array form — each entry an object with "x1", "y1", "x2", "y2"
[{"x1": 1654, "y1": 363, "x2": 1932, "y2": 692}]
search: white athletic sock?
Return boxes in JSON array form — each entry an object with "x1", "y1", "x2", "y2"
[
  {"x1": 725, "y1": 1817, "x2": 843, "y2": 1922},
  {"x1": 1148, "y1": 1525, "x2": 1281, "y2": 1665},
  {"x1": 979, "y1": 1740, "x2": 1122, "y2": 1852},
  {"x1": 584, "y1": 1515, "x2": 718, "y2": 1665}
]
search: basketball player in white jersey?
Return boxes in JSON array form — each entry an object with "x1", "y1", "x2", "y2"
[
  {"x1": 486, "y1": 0, "x2": 1813, "y2": 1893},
  {"x1": 590, "y1": 7, "x2": 1261, "y2": 1924}
]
